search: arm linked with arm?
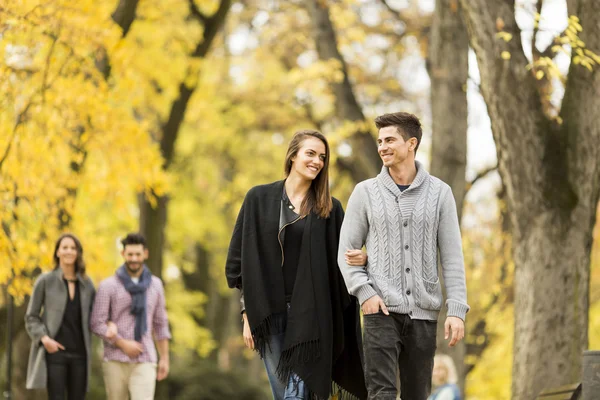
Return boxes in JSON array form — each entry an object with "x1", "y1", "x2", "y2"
[
  {"x1": 90, "y1": 281, "x2": 121, "y2": 343},
  {"x1": 337, "y1": 184, "x2": 377, "y2": 305}
]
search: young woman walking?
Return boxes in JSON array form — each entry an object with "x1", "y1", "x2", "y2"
[
  {"x1": 25, "y1": 233, "x2": 115, "y2": 399},
  {"x1": 226, "y1": 130, "x2": 367, "y2": 400}
]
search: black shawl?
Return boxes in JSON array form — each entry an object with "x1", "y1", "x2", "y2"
[{"x1": 226, "y1": 180, "x2": 367, "y2": 400}]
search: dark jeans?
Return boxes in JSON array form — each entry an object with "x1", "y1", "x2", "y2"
[
  {"x1": 362, "y1": 312, "x2": 437, "y2": 400},
  {"x1": 46, "y1": 352, "x2": 87, "y2": 400}
]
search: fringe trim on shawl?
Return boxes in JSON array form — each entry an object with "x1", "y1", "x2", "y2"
[
  {"x1": 329, "y1": 380, "x2": 363, "y2": 400},
  {"x1": 275, "y1": 341, "x2": 362, "y2": 400},
  {"x1": 250, "y1": 311, "x2": 287, "y2": 358},
  {"x1": 275, "y1": 339, "x2": 321, "y2": 387}
]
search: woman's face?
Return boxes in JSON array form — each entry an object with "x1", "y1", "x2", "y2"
[
  {"x1": 56, "y1": 237, "x2": 78, "y2": 267},
  {"x1": 432, "y1": 362, "x2": 448, "y2": 386},
  {"x1": 290, "y1": 137, "x2": 327, "y2": 182}
]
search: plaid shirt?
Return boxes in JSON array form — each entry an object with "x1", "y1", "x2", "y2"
[{"x1": 91, "y1": 275, "x2": 171, "y2": 363}]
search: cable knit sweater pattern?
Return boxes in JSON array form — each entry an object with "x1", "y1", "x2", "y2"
[{"x1": 338, "y1": 162, "x2": 470, "y2": 321}]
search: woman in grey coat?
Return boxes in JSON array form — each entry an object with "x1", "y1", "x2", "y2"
[{"x1": 25, "y1": 233, "x2": 115, "y2": 399}]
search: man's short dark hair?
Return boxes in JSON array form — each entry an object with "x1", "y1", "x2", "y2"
[
  {"x1": 121, "y1": 233, "x2": 147, "y2": 249},
  {"x1": 374, "y1": 112, "x2": 423, "y2": 152}
]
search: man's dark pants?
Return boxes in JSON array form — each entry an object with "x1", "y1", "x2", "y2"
[{"x1": 363, "y1": 312, "x2": 437, "y2": 400}]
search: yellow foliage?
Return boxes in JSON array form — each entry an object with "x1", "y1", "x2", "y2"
[
  {"x1": 532, "y1": 14, "x2": 600, "y2": 83},
  {"x1": 0, "y1": 0, "x2": 168, "y2": 300},
  {"x1": 166, "y1": 280, "x2": 217, "y2": 357}
]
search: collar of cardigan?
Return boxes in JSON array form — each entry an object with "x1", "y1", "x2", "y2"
[{"x1": 377, "y1": 160, "x2": 429, "y2": 197}]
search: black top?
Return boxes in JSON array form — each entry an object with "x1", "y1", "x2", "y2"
[
  {"x1": 281, "y1": 188, "x2": 306, "y2": 302},
  {"x1": 53, "y1": 280, "x2": 86, "y2": 355},
  {"x1": 282, "y1": 216, "x2": 306, "y2": 302},
  {"x1": 397, "y1": 184, "x2": 410, "y2": 192}
]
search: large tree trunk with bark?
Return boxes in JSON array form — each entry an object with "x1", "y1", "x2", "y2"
[
  {"x1": 428, "y1": 0, "x2": 469, "y2": 394},
  {"x1": 459, "y1": 1, "x2": 600, "y2": 399},
  {"x1": 305, "y1": 0, "x2": 381, "y2": 182}
]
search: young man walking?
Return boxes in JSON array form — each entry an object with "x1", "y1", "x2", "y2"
[
  {"x1": 338, "y1": 112, "x2": 469, "y2": 400},
  {"x1": 91, "y1": 233, "x2": 171, "y2": 400}
]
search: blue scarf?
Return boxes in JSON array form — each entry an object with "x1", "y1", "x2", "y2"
[{"x1": 116, "y1": 264, "x2": 152, "y2": 341}]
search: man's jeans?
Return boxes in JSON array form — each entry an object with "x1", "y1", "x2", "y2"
[
  {"x1": 263, "y1": 332, "x2": 306, "y2": 400},
  {"x1": 363, "y1": 312, "x2": 437, "y2": 400}
]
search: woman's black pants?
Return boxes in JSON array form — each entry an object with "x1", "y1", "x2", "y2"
[{"x1": 46, "y1": 352, "x2": 87, "y2": 400}]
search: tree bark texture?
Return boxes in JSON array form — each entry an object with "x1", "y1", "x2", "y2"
[
  {"x1": 305, "y1": 0, "x2": 381, "y2": 182},
  {"x1": 459, "y1": 1, "x2": 600, "y2": 399},
  {"x1": 428, "y1": 0, "x2": 469, "y2": 394}
]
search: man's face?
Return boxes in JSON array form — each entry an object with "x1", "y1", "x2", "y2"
[
  {"x1": 377, "y1": 126, "x2": 416, "y2": 167},
  {"x1": 122, "y1": 244, "x2": 148, "y2": 274}
]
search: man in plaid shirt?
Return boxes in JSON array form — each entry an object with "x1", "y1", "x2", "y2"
[{"x1": 91, "y1": 233, "x2": 171, "y2": 400}]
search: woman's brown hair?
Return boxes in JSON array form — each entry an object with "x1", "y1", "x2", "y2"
[
  {"x1": 53, "y1": 233, "x2": 86, "y2": 275},
  {"x1": 284, "y1": 130, "x2": 333, "y2": 218}
]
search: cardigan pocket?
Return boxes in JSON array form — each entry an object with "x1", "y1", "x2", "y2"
[{"x1": 416, "y1": 275, "x2": 442, "y2": 311}]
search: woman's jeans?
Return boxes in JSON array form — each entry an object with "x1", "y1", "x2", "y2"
[
  {"x1": 46, "y1": 351, "x2": 87, "y2": 400},
  {"x1": 263, "y1": 333, "x2": 307, "y2": 400}
]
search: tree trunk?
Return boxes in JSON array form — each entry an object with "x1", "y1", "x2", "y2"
[
  {"x1": 305, "y1": 0, "x2": 381, "y2": 182},
  {"x1": 459, "y1": 1, "x2": 600, "y2": 398},
  {"x1": 428, "y1": 0, "x2": 469, "y2": 394},
  {"x1": 139, "y1": 193, "x2": 168, "y2": 277},
  {"x1": 138, "y1": 0, "x2": 231, "y2": 279}
]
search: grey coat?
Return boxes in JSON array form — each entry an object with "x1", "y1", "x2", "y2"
[{"x1": 25, "y1": 269, "x2": 96, "y2": 390}]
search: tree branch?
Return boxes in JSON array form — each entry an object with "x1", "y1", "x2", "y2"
[
  {"x1": 379, "y1": 0, "x2": 432, "y2": 39},
  {"x1": 0, "y1": 102, "x2": 34, "y2": 172},
  {"x1": 464, "y1": 164, "x2": 498, "y2": 196},
  {"x1": 161, "y1": 0, "x2": 232, "y2": 168},
  {"x1": 306, "y1": 0, "x2": 381, "y2": 182},
  {"x1": 460, "y1": 0, "x2": 551, "y2": 215},
  {"x1": 379, "y1": 0, "x2": 405, "y2": 21},
  {"x1": 97, "y1": 0, "x2": 141, "y2": 78},
  {"x1": 191, "y1": 0, "x2": 231, "y2": 58},
  {"x1": 188, "y1": 0, "x2": 208, "y2": 24},
  {"x1": 111, "y1": 0, "x2": 140, "y2": 36}
]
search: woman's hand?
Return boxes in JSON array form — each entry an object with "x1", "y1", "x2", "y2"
[
  {"x1": 345, "y1": 249, "x2": 368, "y2": 266},
  {"x1": 41, "y1": 335, "x2": 65, "y2": 354},
  {"x1": 242, "y1": 313, "x2": 254, "y2": 350}
]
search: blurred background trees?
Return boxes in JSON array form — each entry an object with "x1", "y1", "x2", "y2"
[{"x1": 1, "y1": 0, "x2": 599, "y2": 399}]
